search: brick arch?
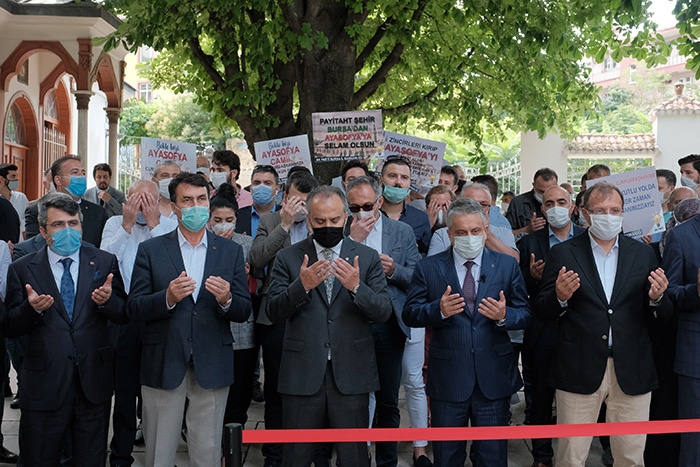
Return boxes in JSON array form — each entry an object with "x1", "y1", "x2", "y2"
[
  {"x1": 3, "y1": 92, "x2": 41, "y2": 198},
  {"x1": 91, "y1": 51, "x2": 121, "y2": 108},
  {"x1": 0, "y1": 41, "x2": 82, "y2": 91}
]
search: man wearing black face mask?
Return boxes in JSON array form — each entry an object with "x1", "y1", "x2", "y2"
[{"x1": 267, "y1": 185, "x2": 392, "y2": 467}]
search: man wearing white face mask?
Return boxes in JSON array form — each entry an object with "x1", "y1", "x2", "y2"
[
  {"x1": 535, "y1": 181, "x2": 672, "y2": 467},
  {"x1": 0, "y1": 163, "x2": 28, "y2": 237},
  {"x1": 211, "y1": 149, "x2": 253, "y2": 209},
  {"x1": 518, "y1": 186, "x2": 584, "y2": 467},
  {"x1": 506, "y1": 168, "x2": 559, "y2": 241},
  {"x1": 151, "y1": 160, "x2": 181, "y2": 220},
  {"x1": 678, "y1": 154, "x2": 700, "y2": 191},
  {"x1": 100, "y1": 179, "x2": 177, "y2": 466},
  {"x1": 404, "y1": 198, "x2": 531, "y2": 467}
]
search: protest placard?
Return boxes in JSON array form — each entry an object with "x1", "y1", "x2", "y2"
[
  {"x1": 311, "y1": 110, "x2": 384, "y2": 162},
  {"x1": 377, "y1": 131, "x2": 447, "y2": 195},
  {"x1": 253, "y1": 135, "x2": 313, "y2": 183},
  {"x1": 140, "y1": 137, "x2": 196, "y2": 179},
  {"x1": 587, "y1": 166, "x2": 665, "y2": 238}
]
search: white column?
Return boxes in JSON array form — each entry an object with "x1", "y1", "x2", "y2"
[
  {"x1": 72, "y1": 90, "x2": 94, "y2": 160},
  {"x1": 105, "y1": 107, "x2": 121, "y2": 185},
  {"x1": 520, "y1": 131, "x2": 568, "y2": 193}
]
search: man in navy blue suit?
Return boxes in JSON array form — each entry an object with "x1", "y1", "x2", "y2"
[
  {"x1": 403, "y1": 198, "x2": 531, "y2": 467},
  {"x1": 663, "y1": 207, "x2": 700, "y2": 466},
  {"x1": 128, "y1": 172, "x2": 252, "y2": 467}
]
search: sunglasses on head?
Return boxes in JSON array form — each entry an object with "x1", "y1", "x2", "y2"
[{"x1": 348, "y1": 203, "x2": 376, "y2": 213}]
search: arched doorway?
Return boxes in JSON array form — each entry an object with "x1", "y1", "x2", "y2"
[
  {"x1": 3, "y1": 94, "x2": 40, "y2": 199},
  {"x1": 43, "y1": 83, "x2": 70, "y2": 174}
]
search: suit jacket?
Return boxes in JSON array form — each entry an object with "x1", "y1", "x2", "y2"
[
  {"x1": 235, "y1": 205, "x2": 253, "y2": 236},
  {"x1": 25, "y1": 197, "x2": 108, "y2": 247},
  {"x1": 403, "y1": 247, "x2": 531, "y2": 402},
  {"x1": 0, "y1": 195, "x2": 20, "y2": 244},
  {"x1": 266, "y1": 236, "x2": 392, "y2": 396},
  {"x1": 127, "y1": 229, "x2": 252, "y2": 390},
  {"x1": 519, "y1": 225, "x2": 584, "y2": 351},
  {"x1": 2, "y1": 245, "x2": 127, "y2": 411},
  {"x1": 249, "y1": 211, "x2": 292, "y2": 325},
  {"x1": 534, "y1": 232, "x2": 672, "y2": 395},
  {"x1": 663, "y1": 215, "x2": 700, "y2": 378},
  {"x1": 12, "y1": 234, "x2": 46, "y2": 261},
  {"x1": 84, "y1": 185, "x2": 126, "y2": 217}
]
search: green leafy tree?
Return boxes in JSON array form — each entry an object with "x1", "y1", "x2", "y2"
[
  {"x1": 119, "y1": 98, "x2": 156, "y2": 145},
  {"x1": 102, "y1": 0, "x2": 669, "y2": 182}
]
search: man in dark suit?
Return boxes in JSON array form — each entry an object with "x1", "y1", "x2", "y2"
[
  {"x1": 403, "y1": 198, "x2": 531, "y2": 467},
  {"x1": 249, "y1": 171, "x2": 318, "y2": 467},
  {"x1": 519, "y1": 186, "x2": 583, "y2": 467},
  {"x1": 235, "y1": 164, "x2": 280, "y2": 237},
  {"x1": 0, "y1": 195, "x2": 20, "y2": 245},
  {"x1": 3, "y1": 193, "x2": 126, "y2": 466},
  {"x1": 346, "y1": 176, "x2": 421, "y2": 467},
  {"x1": 128, "y1": 172, "x2": 251, "y2": 467},
  {"x1": 25, "y1": 155, "x2": 108, "y2": 247},
  {"x1": 535, "y1": 181, "x2": 672, "y2": 467},
  {"x1": 266, "y1": 185, "x2": 392, "y2": 467},
  {"x1": 663, "y1": 208, "x2": 700, "y2": 466}
]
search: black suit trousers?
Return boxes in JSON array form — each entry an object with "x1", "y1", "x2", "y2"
[{"x1": 20, "y1": 368, "x2": 110, "y2": 467}]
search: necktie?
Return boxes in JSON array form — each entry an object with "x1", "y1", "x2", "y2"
[
  {"x1": 99, "y1": 198, "x2": 104, "y2": 207},
  {"x1": 60, "y1": 258, "x2": 75, "y2": 321},
  {"x1": 322, "y1": 248, "x2": 335, "y2": 304},
  {"x1": 462, "y1": 260, "x2": 475, "y2": 315}
]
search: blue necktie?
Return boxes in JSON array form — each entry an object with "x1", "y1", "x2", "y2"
[
  {"x1": 463, "y1": 261, "x2": 476, "y2": 316},
  {"x1": 60, "y1": 258, "x2": 75, "y2": 321}
]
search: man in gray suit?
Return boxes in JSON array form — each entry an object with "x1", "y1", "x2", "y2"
[
  {"x1": 83, "y1": 163, "x2": 126, "y2": 217},
  {"x1": 267, "y1": 185, "x2": 392, "y2": 467},
  {"x1": 127, "y1": 172, "x2": 252, "y2": 467},
  {"x1": 346, "y1": 176, "x2": 421, "y2": 467}
]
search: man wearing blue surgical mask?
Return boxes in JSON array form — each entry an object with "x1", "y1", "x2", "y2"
[
  {"x1": 25, "y1": 155, "x2": 108, "y2": 248},
  {"x1": 4, "y1": 192, "x2": 126, "y2": 466},
  {"x1": 235, "y1": 165, "x2": 280, "y2": 237},
  {"x1": 128, "y1": 172, "x2": 251, "y2": 467},
  {"x1": 379, "y1": 157, "x2": 431, "y2": 255}
]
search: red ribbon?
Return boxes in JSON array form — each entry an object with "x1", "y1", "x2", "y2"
[{"x1": 242, "y1": 419, "x2": 700, "y2": 444}]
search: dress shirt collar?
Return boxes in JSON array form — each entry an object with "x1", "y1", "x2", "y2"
[
  {"x1": 588, "y1": 230, "x2": 619, "y2": 256},
  {"x1": 313, "y1": 239, "x2": 343, "y2": 260},
  {"x1": 548, "y1": 223, "x2": 575, "y2": 242},
  {"x1": 452, "y1": 246, "x2": 483, "y2": 270},
  {"x1": 177, "y1": 227, "x2": 208, "y2": 249},
  {"x1": 46, "y1": 242, "x2": 81, "y2": 265}
]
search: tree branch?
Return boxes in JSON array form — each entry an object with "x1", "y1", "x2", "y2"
[
  {"x1": 351, "y1": 0, "x2": 429, "y2": 107},
  {"x1": 382, "y1": 85, "x2": 439, "y2": 116},
  {"x1": 187, "y1": 37, "x2": 225, "y2": 88},
  {"x1": 355, "y1": 16, "x2": 397, "y2": 72}
]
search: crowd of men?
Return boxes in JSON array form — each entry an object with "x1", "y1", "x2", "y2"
[{"x1": 1, "y1": 151, "x2": 700, "y2": 467}]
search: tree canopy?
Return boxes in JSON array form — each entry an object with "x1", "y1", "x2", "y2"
[{"x1": 102, "y1": 0, "x2": 671, "y2": 181}]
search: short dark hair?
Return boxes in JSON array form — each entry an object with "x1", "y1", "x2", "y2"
[
  {"x1": 440, "y1": 166, "x2": 459, "y2": 187},
  {"x1": 533, "y1": 168, "x2": 558, "y2": 183},
  {"x1": 587, "y1": 164, "x2": 611, "y2": 178},
  {"x1": 93, "y1": 163, "x2": 112, "y2": 178},
  {"x1": 503, "y1": 190, "x2": 515, "y2": 198},
  {"x1": 656, "y1": 169, "x2": 677, "y2": 188},
  {"x1": 341, "y1": 160, "x2": 370, "y2": 181},
  {"x1": 169, "y1": 172, "x2": 210, "y2": 202},
  {"x1": 575, "y1": 188, "x2": 587, "y2": 207},
  {"x1": 212, "y1": 150, "x2": 241, "y2": 180},
  {"x1": 381, "y1": 157, "x2": 411, "y2": 177},
  {"x1": 471, "y1": 174, "x2": 498, "y2": 202},
  {"x1": 252, "y1": 165, "x2": 279, "y2": 185},
  {"x1": 38, "y1": 193, "x2": 82, "y2": 228},
  {"x1": 584, "y1": 182, "x2": 624, "y2": 210},
  {"x1": 51, "y1": 155, "x2": 82, "y2": 182},
  {"x1": 210, "y1": 183, "x2": 239, "y2": 214},
  {"x1": 678, "y1": 154, "x2": 700, "y2": 167},
  {"x1": 287, "y1": 165, "x2": 312, "y2": 180},
  {"x1": 286, "y1": 172, "x2": 319, "y2": 195},
  {"x1": 0, "y1": 163, "x2": 18, "y2": 179}
]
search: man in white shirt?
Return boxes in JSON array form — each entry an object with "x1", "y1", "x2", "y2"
[
  {"x1": 100, "y1": 179, "x2": 177, "y2": 466},
  {"x1": 0, "y1": 163, "x2": 28, "y2": 237}
]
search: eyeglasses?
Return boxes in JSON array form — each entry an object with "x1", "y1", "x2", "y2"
[{"x1": 348, "y1": 203, "x2": 376, "y2": 213}]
